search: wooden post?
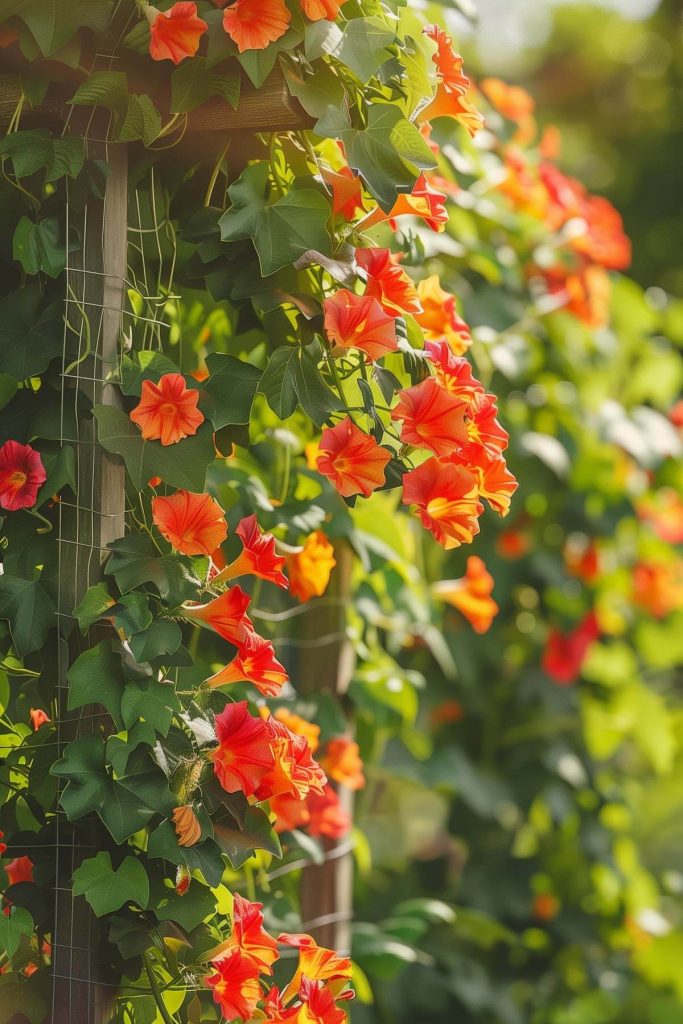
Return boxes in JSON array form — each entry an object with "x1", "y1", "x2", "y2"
[
  {"x1": 52, "y1": 142, "x2": 128, "y2": 1024},
  {"x1": 299, "y1": 542, "x2": 355, "y2": 954}
]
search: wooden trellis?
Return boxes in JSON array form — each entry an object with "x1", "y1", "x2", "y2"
[{"x1": 0, "y1": 57, "x2": 352, "y2": 1022}]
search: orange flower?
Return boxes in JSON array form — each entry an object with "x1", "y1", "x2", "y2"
[
  {"x1": 391, "y1": 378, "x2": 469, "y2": 458},
  {"x1": 0, "y1": 441, "x2": 46, "y2": 512},
  {"x1": 402, "y1": 459, "x2": 483, "y2": 549},
  {"x1": 272, "y1": 708, "x2": 321, "y2": 754},
  {"x1": 206, "y1": 950, "x2": 263, "y2": 1021},
  {"x1": 5, "y1": 855, "x2": 34, "y2": 885},
  {"x1": 290, "y1": 978, "x2": 350, "y2": 1024},
  {"x1": 183, "y1": 586, "x2": 254, "y2": 646},
  {"x1": 269, "y1": 792, "x2": 311, "y2": 833},
  {"x1": 211, "y1": 893, "x2": 280, "y2": 974},
  {"x1": 254, "y1": 717, "x2": 327, "y2": 802},
  {"x1": 306, "y1": 785, "x2": 351, "y2": 839},
  {"x1": 324, "y1": 290, "x2": 398, "y2": 362},
  {"x1": 321, "y1": 165, "x2": 366, "y2": 221},
  {"x1": 632, "y1": 560, "x2": 683, "y2": 619},
  {"x1": 433, "y1": 556, "x2": 499, "y2": 634},
  {"x1": 222, "y1": 0, "x2": 291, "y2": 53},
  {"x1": 212, "y1": 701, "x2": 274, "y2": 797},
  {"x1": 300, "y1": 0, "x2": 347, "y2": 21},
  {"x1": 279, "y1": 933, "x2": 352, "y2": 1001},
  {"x1": 537, "y1": 263, "x2": 612, "y2": 328},
  {"x1": 480, "y1": 77, "x2": 536, "y2": 144},
  {"x1": 152, "y1": 489, "x2": 227, "y2": 556},
  {"x1": 129, "y1": 373, "x2": 204, "y2": 446},
  {"x1": 496, "y1": 529, "x2": 531, "y2": 559},
  {"x1": 420, "y1": 26, "x2": 483, "y2": 137},
  {"x1": 466, "y1": 393, "x2": 509, "y2": 454},
  {"x1": 533, "y1": 892, "x2": 560, "y2": 922},
  {"x1": 206, "y1": 632, "x2": 289, "y2": 696},
  {"x1": 361, "y1": 173, "x2": 448, "y2": 232},
  {"x1": 286, "y1": 531, "x2": 337, "y2": 603},
  {"x1": 172, "y1": 805, "x2": 202, "y2": 847},
  {"x1": 415, "y1": 276, "x2": 471, "y2": 354},
  {"x1": 146, "y1": 2, "x2": 207, "y2": 64},
  {"x1": 356, "y1": 248, "x2": 422, "y2": 317},
  {"x1": 320, "y1": 737, "x2": 365, "y2": 790},
  {"x1": 564, "y1": 536, "x2": 601, "y2": 583},
  {"x1": 213, "y1": 514, "x2": 287, "y2": 588},
  {"x1": 455, "y1": 447, "x2": 517, "y2": 517},
  {"x1": 29, "y1": 708, "x2": 50, "y2": 731},
  {"x1": 317, "y1": 418, "x2": 392, "y2": 498},
  {"x1": 425, "y1": 342, "x2": 484, "y2": 405}
]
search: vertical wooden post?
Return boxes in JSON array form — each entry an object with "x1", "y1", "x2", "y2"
[
  {"x1": 52, "y1": 142, "x2": 128, "y2": 1024},
  {"x1": 299, "y1": 542, "x2": 355, "y2": 953}
]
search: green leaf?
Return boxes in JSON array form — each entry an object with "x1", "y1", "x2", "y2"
[
  {"x1": 327, "y1": 103, "x2": 436, "y2": 210},
  {"x1": 0, "y1": 0, "x2": 111, "y2": 55},
  {"x1": 282, "y1": 61, "x2": 346, "y2": 120},
  {"x1": 94, "y1": 405, "x2": 216, "y2": 491},
  {"x1": 112, "y1": 746, "x2": 176, "y2": 815},
  {"x1": 106, "y1": 534, "x2": 209, "y2": 604},
  {"x1": 258, "y1": 343, "x2": 343, "y2": 424},
  {"x1": 170, "y1": 57, "x2": 240, "y2": 113},
  {"x1": 150, "y1": 879, "x2": 216, "y2": 932},
  {"x1": 72, "y1": 852, "x2": 149, "y2": 917},
  {"x1": 120, "y1": 351, "x2": 181, "y2": 396},
  {"x1": 200, "y1": 353, "x2": 262, "y2": 429},
  {"x1": 111, "y1": 592, "x2": 153, "y2": 637},
  {"x1": 129, "y1": 620, "x2": 182, "y2": 664},
  {"x1": 212, "y1": 804, "x2": 282, "y2": 869},
  {"x1": 73, "y1": 583, "x2": 117, "y2": 632},
  {"x1": 53, "y1": 735, "x2": 155, "y2": 842},
  {"x1": 0, "y1": 576, "x2": 55, "y2": 657},
  {"x1": 147, "y1": 821, "x2": 225, "y2": 887},
  {"x1": 69, "y1": 71, "x2": 161, "y2": 144},
  {"x1": 67, "y1": 641, "x2": 126, "y2": 729},
  {"x1": 35, "y1": 445, "x2": 77, "y2": 507},
  {"x1": 219, "y1": 163, "x2": 332, "y2": 276},
  {"x1": 0, "y1": 286, "x2": 61, "y2": 381},
  {"x1": 0, "y1": 130, "x2": 85, "y2": 181},
  {"x1": 337, "y1": 17, "x2": 396, "y2": 82},
  {"x1": 13, "y1": 215, "x2": 65, "y2": 278},
  {"x1": 0, "y1": 373, "x2": 17, "y2": 413},
  {"x1": 0, "y1": 972, "x2": 48, "y2": 1024},
  {"x1": 120, "y1": 679, "x2": 180, "y2": 737},
  {"x1": 0, "y1": 908, "x2": 33, "y2": 959}
]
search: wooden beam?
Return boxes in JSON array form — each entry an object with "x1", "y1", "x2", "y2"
[
  {"x1": 52, "y1": 141, "x2": 128, "y2": 1024},
  {"x1": 298, "y1": 542, "x2": 355, "y2": 954}
]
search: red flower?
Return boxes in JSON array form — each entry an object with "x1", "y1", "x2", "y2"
[
  {"x1": 269, "y1": 792, "x2": 310, "y2": 833},
  {"x1": 206, "y1": 632, "x2": 289, "y2": 696},
  {"x1": 295, "y1": 976, "x2": 351, "y2": 1024},
  {"x1": 423, "y1": 24, "x2": 471, "y2": 94},
  {"x1": 0, "y1": 833, "x2": 6, "y2": 856},
  {"x1": 206, "y1": 950, "x2": 263, "y2": 1021},
  {"x1": 212, "y1": 702, "x2": 274, "y2": 797},
  {"x1": 129, "y1": 373, "x2": 204, "y2": 446},
  {"x1": 321, "y1": 165, "x2": 366, "y2": 221},
  {"x1": 391, "y1": 378, "x2": 469, "y2": 458},
  {"x1": 279, "y1": 934, "x2": 353, "y2": 1001},
  {"x1": 564, "y1": 537, "x2": 601, "y2": 583},
  {"x1": 306, "y1": 784, "x2": 351, "y2": 839},
  {"x1": 449, "y1": 443, "x2": 517, "y2": 517},
  {"x1": 146, "y1": 3, "x2": 207, "y2": 64},
  {"x1": 183, "y1": 586, "x2": 253, "y2": 646},
  {"x1": 0, "y1": 441, "x2": 46, "y2": 512},
  {"x1": 152, "y1": 490, "x2": 227, "y2": 556},
  {"x1": 5, "y1": 856, "x2": 34, "y2": 885},
  {"x1": 432, "y1": 556, "x2": 499, "y2": 634},
  {"x1": 425, "y1": 343, "x2": 484, "y2": 405},
  {"x1": 466, "y1": 393, "x2": 509, "y2": 454},
  {"x1": 300, "y1": 0, "x2": 348, "y2": 21},
  {"x1": 222, "y1": 0, "x2": 291, "y2": 53},
  {"x1": 317, "y1": 419, "x2": 392, "y2": 498},
  {"x1": 420, "y1": 26, "x2": 483, "y2": 137},
  {"x1": 286, "y1": 531, "x2": 336, "y2": 603},
  {"x1": 542, "y1": 612, "x2": 600, "y2": 685},
  {"x1": 254, "y1": 716, "x2": 327, "y2": 802},
  {"x1": 402, "y1": 459, "x2": 483, "y2": 549},
  {"x1": 214, "y1": 514, "x2": 287, "y2": 588},
  {"x1": 210, "y1": 893, "x2": 280, "y2": 974},
  {"x1": 362, "y1": 173, "x2": 448, "y2": 232},
  {"x1": 324, "y1": 291, "x2": 398, "y2": 362},
  {"x1": 29, "y1": 708, "x2": 50, "y2": 731},
  {"x1": 356, "y1": 248, "x2": 422, "y2": 317},
  {"x1": 320, "y1": 737, "x2": 365, "y2": 791}
]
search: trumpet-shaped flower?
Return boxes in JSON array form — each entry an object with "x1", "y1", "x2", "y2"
[
  {"x1": 391, "y1": 378, "x2": 469, "y2": 458},
  {"x1": 415, "y1": 276, "x2": 471, "y2": 354},
  {"x1": 214, "y1": 514, "x2": 287, "y2": 588},
  {"x1": 0, "y1": 441, "x2": 46, "y2": 512},
  {"x1": 183, "y1": 586, "x2": 253, "y2": 646},
  {"x1": 129, "y1": 373, "x2": 203, "y2": 446},
  {"x1": 287, "y1": 531, "x2": 337, "y2": 603},
  {"x1": 222, "y1": 0, "x2": 291, "y2": 52},
  {"x1": 146, "y1": 2, "x2": 207, "y2": 64},
  {"x1": 320, "y1": 737, "x2": 365, "y2": 790},
  {"x1": 433, "y1": 556, "x2": 499, "y2": 634},
  {"x1": 206, "y1": 632, "x2": 289, "y2": 696},
  {"x1": 152, "y1": 489, "x2": 227, "y2": 556},
  {"x1": 317, "y1": 419, "x2": 391, "y2": 498},
  {"x1": 324, "y1": 290, "x2": 398, "y2": 362},
  {"x1": 356, "y1": 248, "x2": 422, "y2": 317},
  {"x1": 206, "y1": 950, "x2": 263, "y2": 1021},
  {"x1": 402, "y1": 459, "x2": 483, "y2": 549}
]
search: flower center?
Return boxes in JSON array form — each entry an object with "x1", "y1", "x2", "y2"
[
  {"x1": 159, "y1": 402, "x2": 178, "y2": 416},
  {"x1": 9, "y1": 471, "x2": 27, "y2": 489},
  {"x1": 427, "y1": 497, "x2": 458, "y2": 521}
]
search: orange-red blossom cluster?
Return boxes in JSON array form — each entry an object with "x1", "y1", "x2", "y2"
[{"x1": 206, "y1": 893, "x2": 353, "y2": 1022}]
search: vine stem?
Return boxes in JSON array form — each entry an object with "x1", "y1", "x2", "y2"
[
  {"x1": 144, "y1": 952, "x2": 178, "y2": 1024},
  {"x1": 204, "y1": 141, "x2": 230, "y2": 207}
]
